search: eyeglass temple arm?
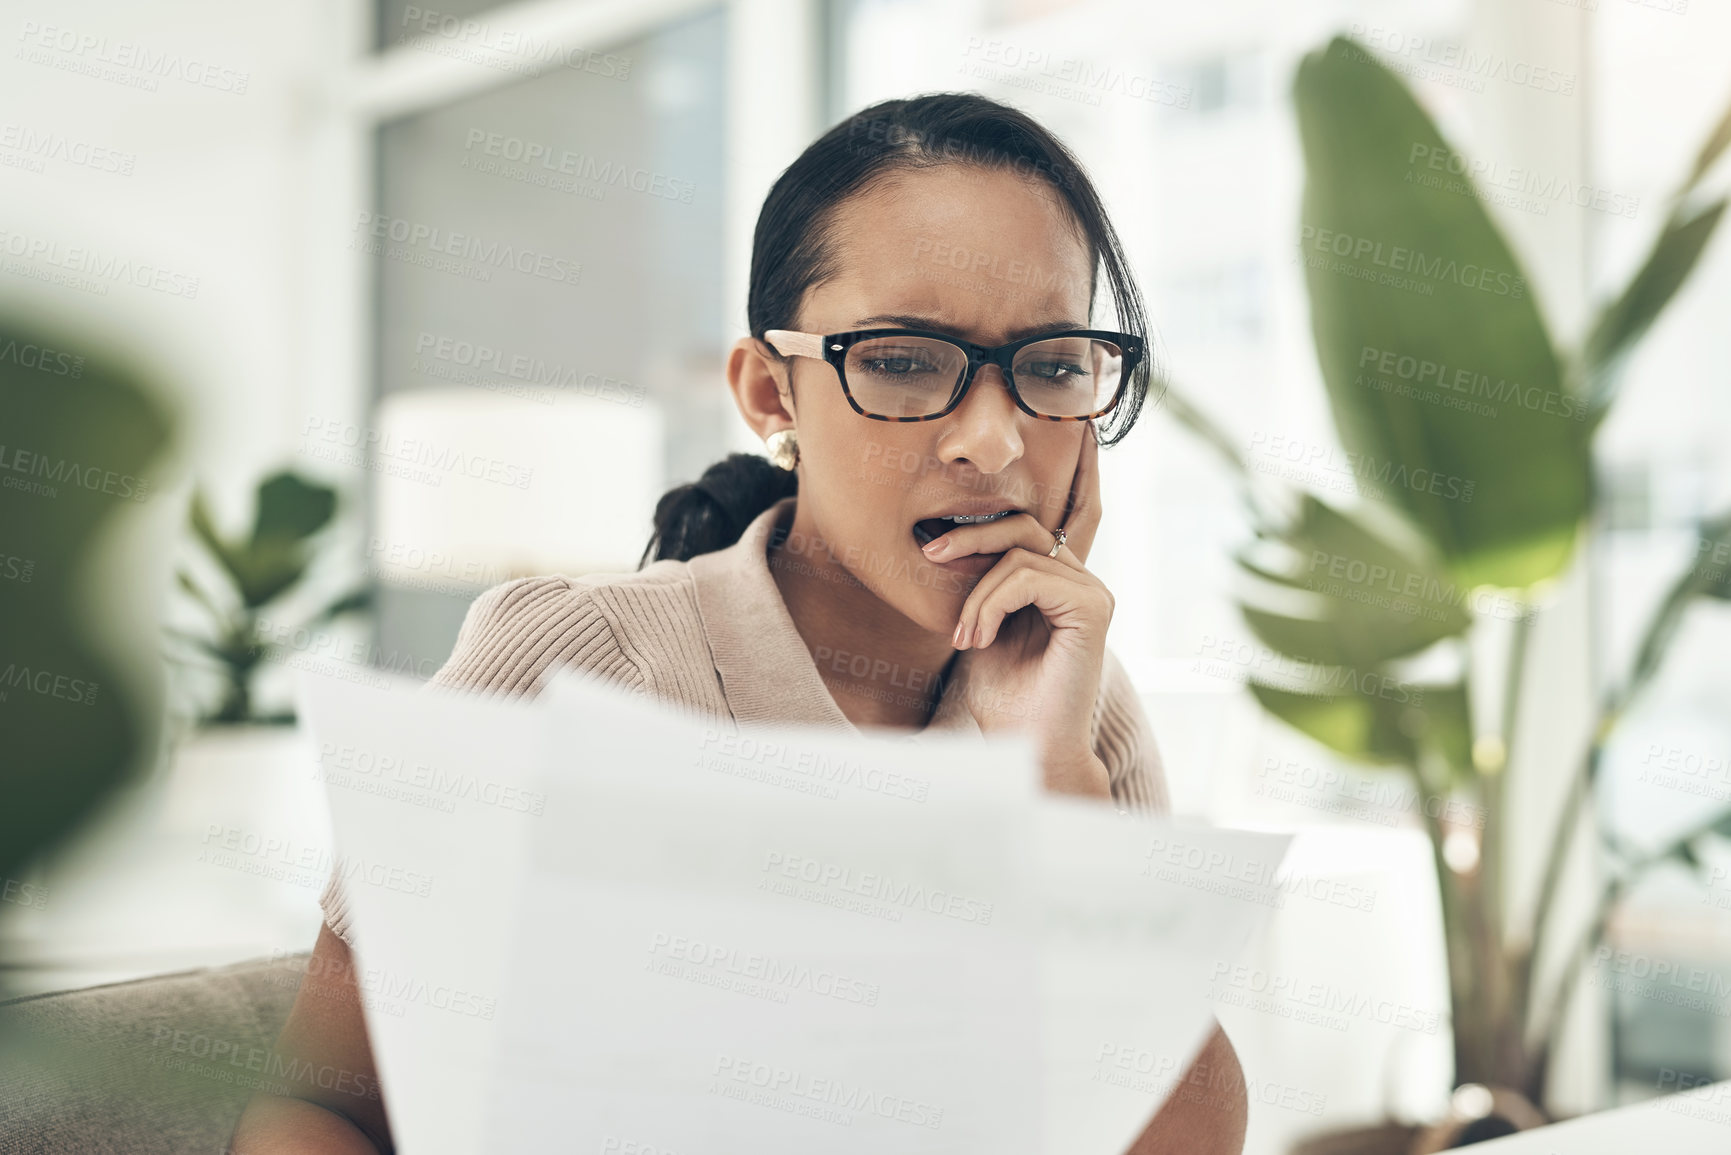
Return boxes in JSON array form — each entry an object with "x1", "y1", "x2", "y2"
[{"x1": 763, "y1": 329, "x2": 825, "y2": 359}]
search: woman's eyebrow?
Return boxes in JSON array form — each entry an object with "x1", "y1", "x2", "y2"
[{"x1": 849, "y1": 314, "x2": 1088, "y2": 340}]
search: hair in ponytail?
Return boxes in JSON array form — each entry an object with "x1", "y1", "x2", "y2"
[
  {"x1": 638, "y1": 452, "x2": 798, "y2": 567},
  {"x1": 639, "y1": 90, "x2": 1153, "y2": 568}
]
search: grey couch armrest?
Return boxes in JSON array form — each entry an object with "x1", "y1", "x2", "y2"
[{"x1": 0, "y1": 952, "x2": 311, "y2": 1155}]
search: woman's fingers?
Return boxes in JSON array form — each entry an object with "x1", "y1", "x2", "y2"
[
  {"x1": 920, "y1": 509, "x2": 1085, "y2": 572},
  {"x1": 1059, "y1": 419, "x2": 1102, "y2": 565},
  {"x1": 953, "y1": 550, "x2": 1109, "y2": 650}
]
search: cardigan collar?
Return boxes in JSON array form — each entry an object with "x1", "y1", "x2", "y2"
[{"x1": 687, "y1": 495, "x2": 982, "y2": 743}]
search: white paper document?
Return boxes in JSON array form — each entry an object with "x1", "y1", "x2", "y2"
[
  {"x1": 298, "y1": 667, "x2": 1292, "y2": 1154},
  {"x1": 1467, "y1": 1079, "x2": 1731, "y2": 1153}
]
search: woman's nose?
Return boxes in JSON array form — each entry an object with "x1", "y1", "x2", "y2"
[{"x1": 941, "y1": 363, "x2": 1024, "y2": 476}]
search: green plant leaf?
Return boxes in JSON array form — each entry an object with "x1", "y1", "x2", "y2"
[
  {"x1": 1583, "y1": 199, "x2": 1728, "y2": 421},
  {"x1": 221, "y1": 540, "x2": 307, "y2": 610},
  {"x1": 1237, "y1": 494, "x2": 1472, "y2": 667},
  {"x1": 162, "y1": 627, "x2": 230, "y2": 667},
  {"x1": 1621, "y1": 509, "x2": 1731, "y2": 712},
  {"x1": 1249, "y1": 680, "x2": 1403, "y2": 765},
  {"x1": 250, "y1": 471, "x2": 337, "y2": 548},
  {"x1": 1155, "y1": 378, "x2": 1248, "y2": 477},
  {"x1": 1238, "y1": 600, "x2": 1448, "y2": 672},
  {"x1": 1248, "y1": 677, "x2": 1471, "y2": 785},
  {"x1": 189, "y1": 490, "x2": 245, "y2": 588},
  {"x1": 0, "y1": 319, "x2": 175, "y2": 894},
  {"x1": 1675, "y1": 838, "x2": 1702, "y2": 871},
  {"x1": 1691, "y1": 509, "x2": 1731, "y2": 600},
  {"x1": 1246, "y1": 679, "x2": 1411, "y2": 767},
  {"x1": 1292, "y1": 37, "x2": 1590, "y2": 590},
  {"x1": 309, "y1": 587, "x2": 373, "y2": 623},
  {"x1": 175, "y1": 568, "x2": 223, "y2": 619},
  {"x1": 1684, "y1": 98, "x2": 1731, "y2": 193}
]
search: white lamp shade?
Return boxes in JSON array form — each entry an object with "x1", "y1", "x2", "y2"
[{"x1": 371, "y1": 387, "x2": 665, "y2": 588}]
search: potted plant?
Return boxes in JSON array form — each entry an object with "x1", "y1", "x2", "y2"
[
  {"x1": 168, "y1": 470, "x2": 370, "y2": 725},
  {"x1": 1161, "y1": 36, "x2": 1731, "y2": 1151},
  {"x1": 160, "y1": 470, "x2": 369, "y2": 838}
]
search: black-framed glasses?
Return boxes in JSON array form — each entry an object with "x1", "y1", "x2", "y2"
[{"x1": 763, "y1": 327, "x2": 1142, "y2": 422}]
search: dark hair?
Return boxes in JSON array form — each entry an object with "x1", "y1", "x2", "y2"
[{"x1": 639, "y1": 91, "x2": 1155, "y2": 568}]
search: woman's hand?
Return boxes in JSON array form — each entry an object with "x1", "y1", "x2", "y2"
[{"x1": 923, "y1": 420, "x2": 1114, "y2": 799}]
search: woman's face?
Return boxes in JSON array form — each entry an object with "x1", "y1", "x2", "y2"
[{"x1": 772, "y1": 163, "x2": 1099, "y2": 637}]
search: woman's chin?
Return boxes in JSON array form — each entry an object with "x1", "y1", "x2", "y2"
[{"x1": 893, "y1": 588, "x2": 969, "y2": 637}]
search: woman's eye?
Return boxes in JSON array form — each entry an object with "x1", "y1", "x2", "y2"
[
  {"x1": 1024, "y1": 360, "x2": 1090, "y2": 384},
  {"x1": 861, "y1": 357, "x2": 939, "y2": 376}
]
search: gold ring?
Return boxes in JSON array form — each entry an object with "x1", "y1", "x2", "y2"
[{"x1": 1047, "y1": 527, "x2": 1067, "y2": 558}]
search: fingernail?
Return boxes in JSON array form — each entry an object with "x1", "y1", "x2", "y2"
[
  {"x1": 953, "y1": 621, "x2": 967, "y2": 648},
  {"x1": 923, "y1": 536, "x2": 948, "y2": 556}
]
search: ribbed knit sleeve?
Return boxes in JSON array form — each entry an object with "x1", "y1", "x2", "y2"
[
  {"x1": 1097, "y1": 647, "x2": 1171, "y2": 818},
  {"x1": 319, "y1": 576, "x2": 646, "y2": 947},
  {"x1": 429, "y1": 575, "x2": 648, "y2": 699}
]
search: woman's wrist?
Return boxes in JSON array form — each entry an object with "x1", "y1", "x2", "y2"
[{"x1": 1042, "y1": 751, "x2": 1111, "y2": 801}]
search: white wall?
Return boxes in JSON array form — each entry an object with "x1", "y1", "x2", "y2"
[{"x1": 0, "y1": 0, "x2": 370, "y2": 529}]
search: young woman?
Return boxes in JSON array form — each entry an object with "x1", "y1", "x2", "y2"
[{"x1": 233, "y1": 92, "x2": 1247, "y2": 1154}]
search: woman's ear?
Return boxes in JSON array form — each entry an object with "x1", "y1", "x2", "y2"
[{"x1": 726, "y1": 335, "x2": 796, "y2": 438}]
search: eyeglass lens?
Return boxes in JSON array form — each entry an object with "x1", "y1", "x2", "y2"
[{"x1": 842, "y1": 335, "x2": 1124, "y2": 419}]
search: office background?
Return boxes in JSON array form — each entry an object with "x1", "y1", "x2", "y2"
[{"x1": 1, "y1": 1, "x2": 1727, "y2": 1151}]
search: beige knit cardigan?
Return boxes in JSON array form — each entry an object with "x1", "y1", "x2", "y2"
[{"x1": 319, "y1": 496, "x2": 1169, "y2": 944}]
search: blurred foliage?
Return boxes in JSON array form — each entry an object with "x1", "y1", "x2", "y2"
[
  {"x1": 1293, "y1": 40, "x2": 1590, "y2": 591},
  {"x1": 0, "y1": 313, "x2": 175, "y2": 958},
  {"x1": 168, "y1": 471, "x2": 369, "y2": 725},
  {"x1": 1164, "y1": 35, "x2": 1731, "y2": 1111}
]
